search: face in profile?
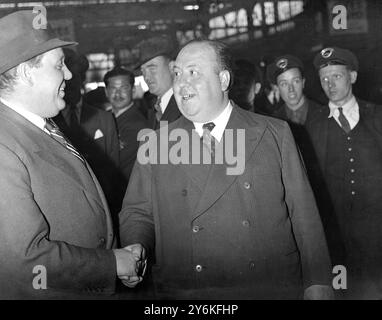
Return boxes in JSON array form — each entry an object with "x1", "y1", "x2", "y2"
[
  {"x1": 141, "y1": 55, "x2": 173, "y2": 97},
  {"x1": 105, "y1": 75, "x2": 134, "y2": 110},
  {"x1": 173, "y1": 42, "x2": 230, "y2": 123},
  {"x1": 28, "y1": 47, "x2": 72, "y2": 118},
  {"x1": 276, "y1": 68, "x2": 305, "y2": 109},
  {"x1": 319, "y1": 64, "x2": 357, "y2": 106}
]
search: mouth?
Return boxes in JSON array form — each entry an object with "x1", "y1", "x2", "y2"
[
  {"x1": 181, "y1": 93, "x2": 196, "y2": 101},
  {"x1": 58, "y1": 86, "x2": 65, "y2": 98}
]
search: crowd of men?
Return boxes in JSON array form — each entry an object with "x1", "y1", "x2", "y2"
[{"x1": 0, "y1": 9, "x2": 382, "y2": 300}]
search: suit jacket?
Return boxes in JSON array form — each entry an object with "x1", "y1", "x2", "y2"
[
  {"x1": 147, "y1": 94, "x2": 182, "y2": 130},
  {"x1": 54, "y1": 103, "x2": 120, "y2": 217},
  {"x1": 119, "y1": 104, "x2": 332, "y2": 299},
  {"x1": 0, "y1": 102, "x2": 116, "y2": 299}
]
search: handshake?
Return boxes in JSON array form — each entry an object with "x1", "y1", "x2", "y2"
[{"x1": 113, "y1": 243, "x2": 147, "y2": 288}]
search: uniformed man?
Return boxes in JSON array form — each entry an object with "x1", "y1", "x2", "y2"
[{"x1": 310, "y1": 47, "x2": 382, "y2": 299}]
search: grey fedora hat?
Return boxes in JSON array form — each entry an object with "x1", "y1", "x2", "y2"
[{"x1": 0, "y1": 10, "x2": 77, "y2": 74}]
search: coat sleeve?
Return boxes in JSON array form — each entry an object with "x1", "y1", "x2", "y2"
[
  {"x1": 119, "y1": 159, "x2": 155, "y2": 254},
  {"x1": 280, "y1": 122, "x2": 333, "y2": 289},
  {"x1": 0, "y1": 144, "x2": 116, "y2": 296}
]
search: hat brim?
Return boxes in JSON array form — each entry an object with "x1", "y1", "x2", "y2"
[
  {"x1": 135, "y1": 49, "x2": 171, "y2": 70},
  {"x1": 0, "y1": 38, "x2": 77, "y2": 74}
]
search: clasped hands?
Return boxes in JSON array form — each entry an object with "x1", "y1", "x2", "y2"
[{"x1": 113, "y1": 243, "x2": 147, "y2": 288}]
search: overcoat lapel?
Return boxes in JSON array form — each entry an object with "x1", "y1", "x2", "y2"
[{"x1": 0, "y1": 102, "x2": 106, "y2": 211}]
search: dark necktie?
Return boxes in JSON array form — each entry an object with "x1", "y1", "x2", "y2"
[
  {"x1": 154, "y1": 96, "x2": 162, "y2": 122},
  {"x1": 337, "y1": 107, "x2": 351, "y2": 134},
  {"x1": 202, "y1": 122, "x2": 216, "y2": 156},
  {"x1": 44, "y1": 118, "x2": 85, "y2": 163}
]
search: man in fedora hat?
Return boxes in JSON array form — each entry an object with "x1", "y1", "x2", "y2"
[
  {"x1": 136, "y1": 35, "x2": 181, "y2": 130},
  {"x1": 308, "y1": 47, "x2": 382, "y2": 299},
  {"x1": 0, "y1": 10, "x2": 148, "y2": 299}
]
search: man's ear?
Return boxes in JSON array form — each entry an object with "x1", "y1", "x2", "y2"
[
  {"x1": 18, "y1": 63, "x2": 34, "y2": 86},
  {"x1": 302, "y1": 77, "x2": 306, "y2": 89},
  {"x1": 350, "y1": 71, "x2": 357, "y2": 84},
  {"x1": 168, "y1": 60, "x2": 175, "y2": 75},
  {"x1": 219, "y1": 70, "x2": 230, "y2": 91},
  {"x1": 255, "y1": 82, "x2": 261, "y2": 95}
]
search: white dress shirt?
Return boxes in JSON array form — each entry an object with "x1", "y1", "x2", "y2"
[
  {"x1": 193, "y1": 100, "x2": 233, "y2": 142},
  {"x1": 328, "y1": 96, "x2": 359, "y2": 130},
  {"x1": 158, "y1": 88, "x2": 173, "y2": 114}
]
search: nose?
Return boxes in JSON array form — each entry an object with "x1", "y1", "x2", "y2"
[
  {"x1": 63, "y1": 65, "x2": 72, "y2": 80},
  {"x1": 288, "y1": 83, "x2": 295, "y2": 92}
]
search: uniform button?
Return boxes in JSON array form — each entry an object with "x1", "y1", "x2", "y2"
[
  {"x1": 192, "y1": 225, "x2": 200, "y2": 233},
  {"x1": 99, "y1": 237, "x2": 106, "y2": 245},
  {"x1": 351, "y1": 191, "x2": 356, "y2": 195},
  {"x1": 195, "y1": 265, "x2": 203, "y2": 272},
  {"x1": 350, "y1": 158, "x2": 354, "y2": 162},
  {"x1": 243, "y1": 182, "x2": 251, "y2": 189},
  {"x1": 249, "y1": 261, "x2": 255, "y2": 269},
  {"x1": 350, "y1": 169, "x2": 355, "y2": 173},
  {"x1": 347, "y1": 136, "x2": 351, "y2": 141},
  {"x1": 242, "y1": 220, "x2": 250, "y2": 227},
  {"x1": 348, "y1": 148, "x2": 352, "y2": 152},
  {"x1": 181, "y1": 189, "x2": 187, "y2": 196},
  {"x1": 351, "y1": 180, "x2": 355, "y2": 184}
]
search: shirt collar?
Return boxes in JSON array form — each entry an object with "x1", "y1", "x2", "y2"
[
  {"x1": 193, "y1": 100, "x2": 233, "y2": 142},
  {"x1": 328, "y1": 95, "x2": 357, "y2": 118},
  {"x1": 0, "y1": 97, "x2": 46, "y2": 131},
  {"x1": 159, "y1": 88, "x2": 173, "y2": 113}
]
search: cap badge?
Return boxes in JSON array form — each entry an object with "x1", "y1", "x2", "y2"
[
  {"x1": 276, "y1": 58, "x2": 288, "y2": 69},
  {"x1": 321, "y1": 48, "x2": 334, "y2": 59}
]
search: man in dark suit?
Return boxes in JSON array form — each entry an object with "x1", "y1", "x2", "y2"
[
  {"x1": 119, "y1": 39, "x2": 333, "y2": 299},
  {"x1": 104, "y1": 67, "x2": 149, "y2": 210},
  {"x1": 0, "y1": 10, "x2": 145, "y2": 299},
  {"x1": 54, "y1": 49, "x2": 121, "y2": 221},
  {"x1": 310, "y1": 47, "x2": 382, "y2": 299},
  {"x1": 136, "y1": 35, "x2": 181, "y2": 129}
]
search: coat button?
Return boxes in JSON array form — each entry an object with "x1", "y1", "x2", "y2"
[
  {"x1": 181, "y1": 189, "x2": 187, "y2": 196},
  {"x1": 243, "y1": 182, "x2": 251, "y2": 189},
  {"x1": 349, "y1": 158, "x2": 354, "y2": 162},
  {"x1": 192, "y1": 225, "x2": 200, "y2": 233},
  {"x1": 249, "y1": 261, "x2": 255, "y2": 269},
  {"x1": 350, "y1": 169, "x2": 355, "y2": 173},
  {"x1": 195, "y1": 265, "x2": 203, "y2": 272},
  {"x1": 351, "y1": 191, "x2": 356, "y2": 195},
  {"x1": 242, "y1": 220, "x2": 250, "y2": 227},
  {"x1": 348, "y1": 148, "x2": 352, "y2": 152},
  {"x1": 99, "y1": 237, "x2": 106, "y2": 245}
]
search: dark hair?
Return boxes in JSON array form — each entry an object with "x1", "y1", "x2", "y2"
[
  {"x1": 229, "y1": 59, "x2": 263, "y2": 110},
  {"x1": 104, "y1": 67, "x2": 135, "y2": 87},
  {"x1": 182, "y1": 39, "x2": 234, "y2": 90}
]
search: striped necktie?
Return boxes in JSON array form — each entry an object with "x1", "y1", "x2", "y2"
[
  {"x1": 44, "y1": 118, "x2": 86, "y2": 163},
  {"x1": 202, "y1": 122, "x2": 216, "y2": 156},
  {"x1": 338, "y1": 107, "x2": 351, "y2": 134},
  {"x1": 154, "y1": 96, "x2": 162, "y2": 122}
]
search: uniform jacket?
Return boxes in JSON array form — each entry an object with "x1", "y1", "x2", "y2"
[
  {"x1": 305, "y1": 99, "x2": 382, "y2": 267},
  {"x1": 119, "y1": 104, "x2": 332, "y2": 299},
  {"x1": 0, "y1": 102, "x2": 116, "y2": 299},
  {"x1": 147, "y1": 94, "x2": 182, "y2": 130}
]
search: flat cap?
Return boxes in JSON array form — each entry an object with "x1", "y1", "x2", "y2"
[
  {"x1": 135, "y1": 35, "x2": 175, "y2": 68},
  {"x1": 266, "y1": 55, "x2": 304, "y2": 84},
  {"x1": 313, "y1": 47, "x2": 358, "y2": 71}
]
